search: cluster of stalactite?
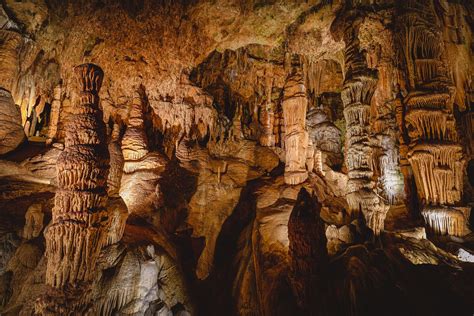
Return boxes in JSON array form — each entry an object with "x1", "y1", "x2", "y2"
[
  {"x1": 35, "y1": 64, "x2": 110, "y2": 314},
  {"x1": 338, "y1": 17, "x2": 389, "y2": 235},
  {"x1": 397, "y1": 0, "x2": 467, "y2": 237}
]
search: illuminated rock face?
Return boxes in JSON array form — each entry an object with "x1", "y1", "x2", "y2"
[
  {"x1": 37, "y1": 64, "x2": 109, "y2": 314},
  {"x1": 397, "y1": 0, "x2": 467, "y2": 236}
]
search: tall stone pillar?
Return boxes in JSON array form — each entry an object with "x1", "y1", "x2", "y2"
[
  {"x1": 338, "y1": 18, "x2": 388, "y2": 235},
  {"x1": 397, "y1": 0, "x2": 468, "y2": 236},
  {"x1": 282, "y1": 71, "x2": 310, "y2": 185},
  {"x1": 36, "y1": 64, "x2": 109, "y2": 314}
]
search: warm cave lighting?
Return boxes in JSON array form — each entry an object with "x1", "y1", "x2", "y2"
[{"x1": 0, "y1": 1, "x2": 473, "y2": 315}]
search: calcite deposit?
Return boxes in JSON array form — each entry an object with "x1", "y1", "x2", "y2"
[{"x1": 0, "y1": 0, "x2": 473, "y2": 315}]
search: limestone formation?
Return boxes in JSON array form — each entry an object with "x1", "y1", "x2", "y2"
[
  {"x1": 396, "y1": 0, "x2": 468, "y2": 236},
  {"x1": 335, "y1": 14, "x2": 389, "y2": 235},
  {"x1": 37, "y1": 64, "x2": 109, "y2": 314},
  {"x1": 0, "y1": 89, "x2": 24, "y2": 155},
  {"x1": 282, "y1": 71, "x2": 310, "y2": 185},
  {"x1": 0, "y1": 30, "x2": 22, "y2": 92},
  {"x1": 122, "y1": 92, "x2": 149, "y2": 162},
  {"x1": 46, "y1": 84, "x2": 62, "y2": 145},
  {"x1": 104, "y1": 123, "x2": 128, "y2": 247},
  {"x1": 22, "y1": 203, "x2": 44, "y2": 240}
]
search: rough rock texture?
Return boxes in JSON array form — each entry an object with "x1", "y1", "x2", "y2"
[{"x1": 36, "y1": 64, "x2": 110, "y2": 314}]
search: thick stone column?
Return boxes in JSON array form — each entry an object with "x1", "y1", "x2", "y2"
[
  {"x1": 339, "y1": 19, "x2": 388, "y2": 235},
  {"x1": 396, "y1": 0, "x2": 468, "y2": 236},
  {"x1": 36, "y1": 64, "x2": 109, "y2": 314}
]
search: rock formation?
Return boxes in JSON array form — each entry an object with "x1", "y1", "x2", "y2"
[
  {"x1": 396, "y1": 0, "x2": 468, "y2": 236},
  {"x1": 0, "y1": 89, "x2": 24, "y2": 155},
  {"x1": 282, "y1": 71, "x2": 311, "y2": 185},
  {"x1": 333, "y1": 12, "x2": 389, "y2": 235},
  {"x1": 36, "y1": 63, "x2": 109, "y2": 314}
]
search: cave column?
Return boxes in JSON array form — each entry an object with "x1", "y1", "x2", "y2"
[
  {"x1": 340, "y1": 20, "x2": 388, "y2": 235},
  {"x1": 36, "y1": 64, "x2": 109, "y2": 314},
  {"x1": 397, "y1": 0, "x2": 468, "y2": 237},
  {"x1": 282, "y1": 71, "x2": 310, "y2": 185}
]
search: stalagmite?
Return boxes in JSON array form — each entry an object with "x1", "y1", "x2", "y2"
[
  {"x1": 36, "y1": 64, "x2": 109, "y2": 314},
  {"x1": 22, "y1": 203, "x2": 44, "y2": 240},
  {"x1": 105, "y1": 123, "x2": 128, "y2": 246},
  {"x1": 122, "y1": 92, "x2": 149, "y2": 162},
  {"x1": 46, "y1": 84, "x2": 62, "y2": 145},
  {"x1": 282, "y1": 71, "x2": 310, "y2": 185}
]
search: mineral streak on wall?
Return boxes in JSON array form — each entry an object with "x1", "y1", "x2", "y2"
[
  {"x1": 37, "y1": 64, "x2": 109, "y2": 314},
  {"x1": 397, "y1": 0, "x2": 467, "y2": 236}
]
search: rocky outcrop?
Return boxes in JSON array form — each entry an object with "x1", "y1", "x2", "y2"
[
  {"x1": 36, "y1": 64, "x2": 110, "y2": 314},
  {"x1": 0, "y1": 89, "x2": 24, "y2": 155}
]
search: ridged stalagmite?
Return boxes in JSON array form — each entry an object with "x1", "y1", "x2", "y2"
[{"x1": 36, "y1": 63, "x2": 109, "y2": 314}]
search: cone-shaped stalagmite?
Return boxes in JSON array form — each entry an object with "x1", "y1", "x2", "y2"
[{"x1": 36, "y1": 64, "x2": 109, "y2": 315}]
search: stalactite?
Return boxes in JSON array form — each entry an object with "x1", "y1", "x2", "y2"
[
  {"x1": 421, "y1": 207, "x2": 470, "y2": 237},
  {"x1": 36, "y1": 64, "x2": 109, "y2": 315},
  {"x1": 282, "y1": 71, "x2": 310, "y2": 185}
]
